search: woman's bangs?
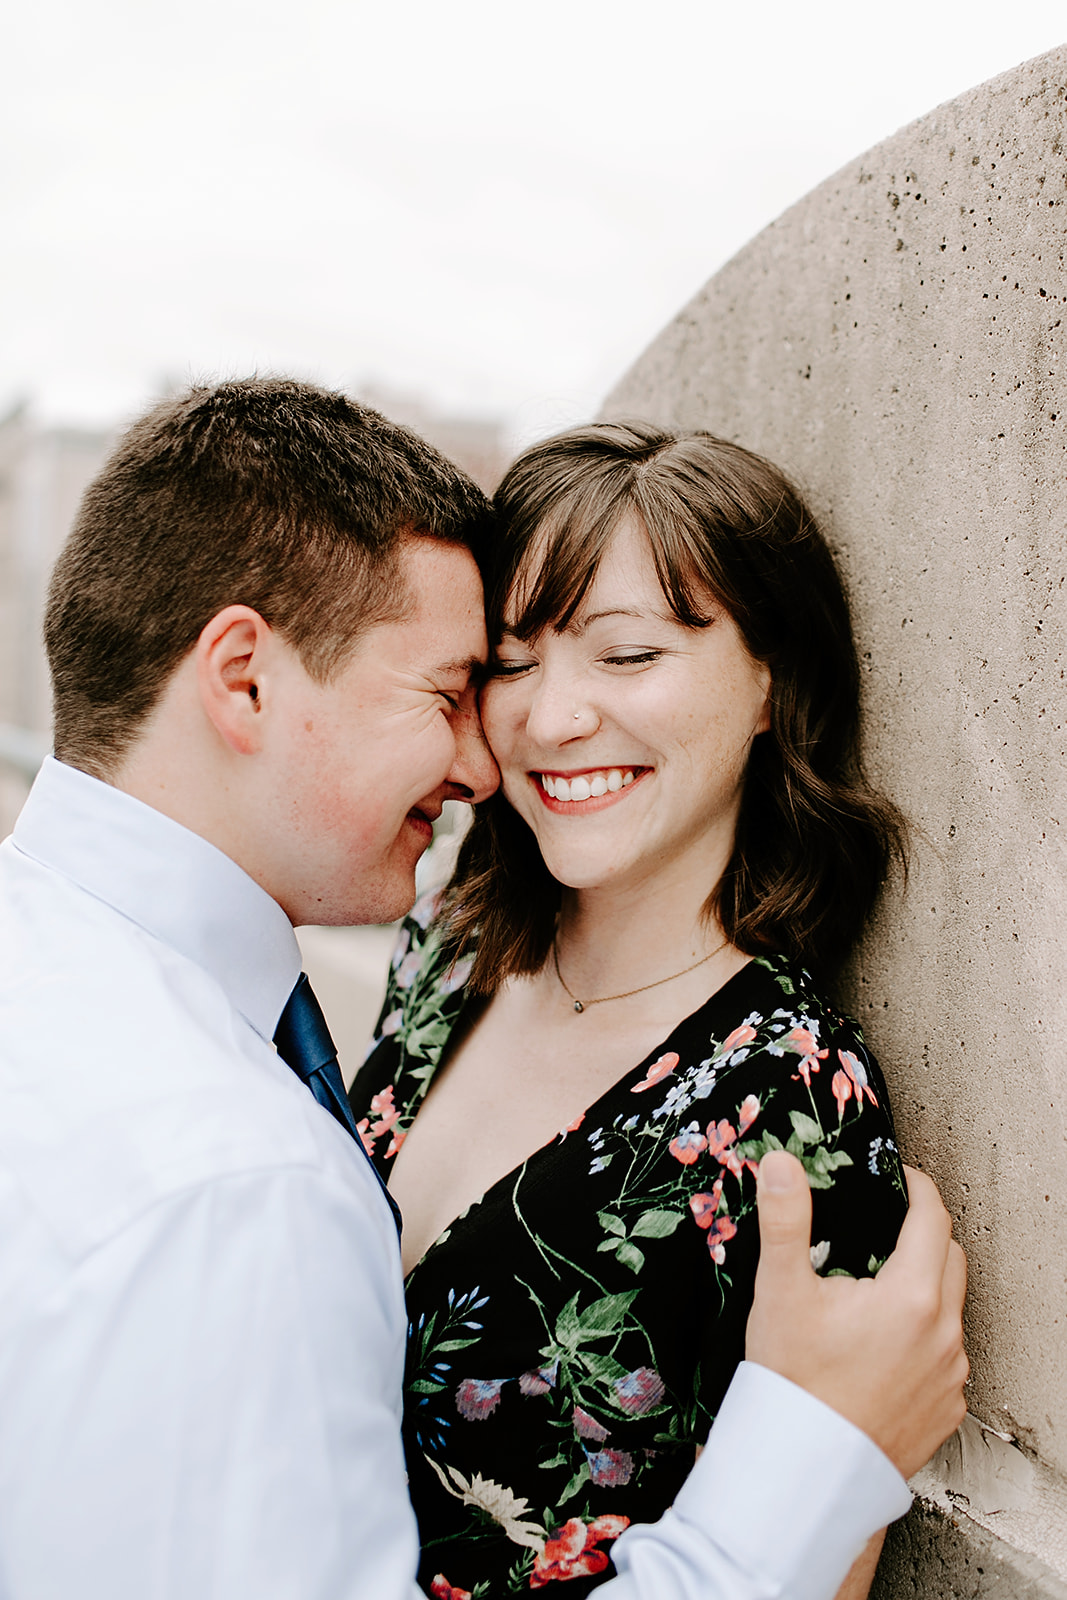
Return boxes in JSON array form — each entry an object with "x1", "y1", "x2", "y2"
[{"x1": 498, "y1": 499, "x2": 622, "y2": 640}]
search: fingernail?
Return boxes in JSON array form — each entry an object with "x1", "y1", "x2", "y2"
[{"x1": 759, "y1": 1151, "x2": 797, "y2": 1192}]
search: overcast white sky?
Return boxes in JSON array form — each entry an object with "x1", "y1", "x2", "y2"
[{"x1": 2, "y1": 0, "x2": 1064, "y2": 446}]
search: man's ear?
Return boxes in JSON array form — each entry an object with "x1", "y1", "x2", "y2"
[{"x1": 195, "y1": 606, "x2": 274, "y2": 755}]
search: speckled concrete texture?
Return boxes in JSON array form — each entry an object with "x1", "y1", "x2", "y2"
[
  {"x1": 873, "y1": 1497, "x2": 1067, "y2": 1600},
  {"x1": 603, "y1": 41, "x2": 1067, "y2": 1581}
]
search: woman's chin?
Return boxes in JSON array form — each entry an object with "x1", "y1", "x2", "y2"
[{"x1": 538, "y1": 848, "x2": 630, "y2": 894}]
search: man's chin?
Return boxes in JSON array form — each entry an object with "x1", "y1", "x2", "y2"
[{"x1": 316, "y1": 866, "x2": 420, "y2": 930}]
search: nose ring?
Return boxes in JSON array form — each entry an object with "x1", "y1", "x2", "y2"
[{"x1": 573, "y1": 712, "x2": 582, "y2": 721}]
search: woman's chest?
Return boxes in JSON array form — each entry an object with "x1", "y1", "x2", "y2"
[{"x1": 387, "y1": 992, "x2": 662, "y2": 1271}]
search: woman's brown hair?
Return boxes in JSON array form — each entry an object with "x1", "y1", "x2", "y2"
[{"x1": 446, "y1": 420, "x2": 906, "y2": 987}]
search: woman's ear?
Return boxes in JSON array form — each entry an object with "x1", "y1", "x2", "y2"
[
  {"x1": 755, "y1": 665, "x2": 773, "y2": 737},
  {"x1": 195, "y1": 606, "x2": 273, "y2": 755}
]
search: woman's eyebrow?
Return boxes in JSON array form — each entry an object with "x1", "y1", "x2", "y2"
[{"x1": 578, "y1": 607, "x2": 648, "y2": 627}]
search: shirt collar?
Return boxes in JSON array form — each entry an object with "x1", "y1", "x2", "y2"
[{"x1": 13, "y1": 757, "x2": 302, "y2": 1041}]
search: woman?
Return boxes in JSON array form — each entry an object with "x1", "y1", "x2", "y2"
[{"x1": 349, "y1": 422, "x2": 909, "y2": 1598}]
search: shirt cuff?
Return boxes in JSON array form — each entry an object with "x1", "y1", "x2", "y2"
[{"x1": 615, "y1": 1361, "x2": 911, "y2": 1600}]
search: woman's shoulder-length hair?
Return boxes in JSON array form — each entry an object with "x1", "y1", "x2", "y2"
[{"x1": 445, "y1": 420, "x2": 906, "y2": 991}]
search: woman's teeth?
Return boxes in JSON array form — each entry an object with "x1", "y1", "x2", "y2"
[{"x1": 541, "y1": 769, "x2": 635, "y2": 802}]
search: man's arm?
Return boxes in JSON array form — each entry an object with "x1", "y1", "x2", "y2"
[
  {"x1": 747, "y1": 1151, "x2": 969, "y2": 1480},
  {"x1": 0, "y1": 1165, "x2": 426, "y2": 1600},
  {"x1": 596, "y1": 1152, "x2": 967, "y2": 1600}
]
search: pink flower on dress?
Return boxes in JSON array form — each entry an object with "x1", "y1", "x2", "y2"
[
  {"x1": 705, "y1": 1118, "x2": 737, "y2": 1158},
  {"x1": 395, "y1": 949, "x2": 423, "y2": 990},
  {"x1": 706, "y1": 1211, "x2": 738, "y2": 1265},
  {"x1": 837, "y1": 1048, "x2": 879, "y2": 1106},
  {"x1": 632, "y1": 1051, "x2": 680, "y2": 1093},
  {"x1": 369, "y1": 1084, "x2": 400, "y2": 1141},
  {"x1": 573, "y1": 1406, "x2": 609, "y2": 1442},
  {"x1": 689, "y1": 1181, "x2": 725, "y2": 1230},
  {"x1": 738, "y1": 1094, "x2": 761, "y2": 1134},
  {"x1": 442, "y1": 955, "x2": 474, "y2": 994},
  {"x1": 558, "y1": 1112, "x2": 585, "y2": 1139},
  {"x1": 588, "y1": 1515, "x2": 630, "y2": 1541},
  {"x1": 832, "y1": 1069, "x2": 852, "y2": 1118},
  {"x1": 519, "y1": 1363, "x2": 558, "y2": 1397},
  {"x1": 530, "y1": 1514, "x2": 632, "y2": 1587},
  {"x1": 455, "y1": 1378, "x2": 505, "y2": 1420},
  {"x1": 385, "y1": 1128, "x2": 407, "y2": 1158},
  {"x1": 355, "y1": 1117, "x2": 375, "y2": 1158},
  {"x1": 431, "y1": 1578, "x2": 471, "y2": 1600},
  {"x1": 721, "y1": 1023, "x2": 757, "y2": 1054},
  {"x1": 587, "y1": 1448, "x2": 635, "y2": 1488},
  {"x1": 614, "y1": 1367, "x2": 666, "y2": 1415},
  {"x1": 784, "y1": 1025, "x2": 829, "y2": 1087},
  {"x1": 410, "y1": 889, "x2": 444, "y2": 929},
  {"x1": 706, "y1": 1118, "x2": 744, "y2": 1175},
  {"x1": 668, "y1": 1122, "x2": 708, "y2": 1165}
]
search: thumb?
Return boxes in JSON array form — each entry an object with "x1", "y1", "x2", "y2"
[{"x1": 754, "y1": 1150, "x2": 815, "y2": 1292}]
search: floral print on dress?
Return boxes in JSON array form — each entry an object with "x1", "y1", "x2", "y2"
[{"x1": 349, "y1": 901, "x2": 909, "y2": 1596}]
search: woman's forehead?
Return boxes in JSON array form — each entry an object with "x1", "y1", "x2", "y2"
[
  {"x1": 502, "y1": 511, "x2": 722, "y2": 636},
  {"x1": 502, "y1": 511, "x2": 643, "y2": 622}
]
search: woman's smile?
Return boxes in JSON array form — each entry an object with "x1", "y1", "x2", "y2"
[{"x1": 535, "y1": 765, "x2": 645, "y2": 808}]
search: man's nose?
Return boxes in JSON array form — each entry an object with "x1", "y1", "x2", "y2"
[{"x1": 447, "y1": 687, "x2": 500, "y2": 803}]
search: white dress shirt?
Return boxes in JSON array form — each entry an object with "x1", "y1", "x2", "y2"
[{"x1": 0, "y1": 758, "x2": 909, "y2": 1599}]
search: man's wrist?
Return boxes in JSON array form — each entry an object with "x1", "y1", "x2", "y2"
[{"x1": 672, "y1": 1362, "x2": 910, "y2": 1600}]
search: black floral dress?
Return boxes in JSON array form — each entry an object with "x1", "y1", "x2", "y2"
[{"x1": 348, "y1": 897, "x2": 908, "y2": 1600}]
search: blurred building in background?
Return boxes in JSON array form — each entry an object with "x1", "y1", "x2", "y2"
[
  {"x1": 0, "y1": 405, "x2": 112, "y2": 832},
  {"x1": 356, "y1": 383, "x2": 509, "y2": 494},
  {"x1": 0, "y1": 404, "x2": 113, "y2": 739}
]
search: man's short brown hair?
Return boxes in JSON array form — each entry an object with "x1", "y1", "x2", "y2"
[{"x1": 45, "y1": 377, "x2": 494, "y2": 776}]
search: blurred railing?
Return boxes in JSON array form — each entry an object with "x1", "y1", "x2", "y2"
[{"x1": 0, "y1": 724, "x2": 49, "y2": 781}]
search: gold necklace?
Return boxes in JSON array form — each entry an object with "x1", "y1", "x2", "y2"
[{"x1": 552, "y1": 936, "x2": 730, "y2": 1014}]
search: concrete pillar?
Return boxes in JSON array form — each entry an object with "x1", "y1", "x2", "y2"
[{"x1": 603, "y1": 44, "x2": 1067, "y2": 1596}]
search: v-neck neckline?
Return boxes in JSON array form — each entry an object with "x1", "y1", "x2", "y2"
[{"x1": 400, "y1": 956, "x2": 759, "y2": 1281}]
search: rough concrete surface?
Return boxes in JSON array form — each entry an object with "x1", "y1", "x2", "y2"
[
  {"x1": 873, "y1": 1496, "x2": 1067, "y2": 1600},
  {"x1": 603, "y1": 42, "x2": 1067, "y2": 1590}
]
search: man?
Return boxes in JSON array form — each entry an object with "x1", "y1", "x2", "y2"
[{"x1": 0, "y1": 378, "x2": 966, "y2": 1599}]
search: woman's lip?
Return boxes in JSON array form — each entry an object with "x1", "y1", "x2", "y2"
[
  {"x1": 537, "y1": 766, "x2": 645, "y2": 778},
  {"x1": 531, "y1": 768, "x2": 651, "y2": 814}
]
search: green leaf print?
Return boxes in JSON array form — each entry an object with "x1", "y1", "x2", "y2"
[
  {"x1": 615, "y1": 1241, "x2": 645, "y2": 1274},
  {"x1": 788, "y1": 1110, "x2": 824, "y2": 1145},
  {"x1": 597, "y1": 1211, "x2": 627, "y2": 1237},
  {"x1": 630, "y1": 1209, "x2": 684, "y2": 1239},
  {"x1": 575, "y1": 1290, "x2": 640, "y2": 1335},
  {"x1": 576, "y1": 1351, "x2": 629, "y2": 1384},
  {"x1": 559, "y1": 1459, "x2": 591, "y2": 1507}
]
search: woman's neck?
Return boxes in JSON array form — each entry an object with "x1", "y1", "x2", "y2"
[{"x1": 553, "y1": 865, "x2": 730, "y2": 1003}]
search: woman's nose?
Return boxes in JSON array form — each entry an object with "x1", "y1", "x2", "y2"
[{"x1": 523, "y1": 675, "x2": 599, "y2": 747}]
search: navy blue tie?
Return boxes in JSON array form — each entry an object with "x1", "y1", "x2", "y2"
[{"x1": 274, "y1": 973, "x2": 402, "y2": 1236}]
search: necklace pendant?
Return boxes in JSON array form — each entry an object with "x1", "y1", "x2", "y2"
[{"x1": 573, "y1": 1000, "x2": 584, "y2": 1013}]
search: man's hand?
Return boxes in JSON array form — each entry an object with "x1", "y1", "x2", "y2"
[{"x1": 747, "y1": 1150, "x2": 968, "y2": 1480}]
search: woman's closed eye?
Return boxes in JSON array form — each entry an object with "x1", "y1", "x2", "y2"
[
  {"x1": 601, "y1": 649, "x2": 666, "y2": 668},
  {"x1": 488, "y1": 657, "x2": 536, "y2": 679}
]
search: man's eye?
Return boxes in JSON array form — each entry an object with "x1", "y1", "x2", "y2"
[{"x1": 438, "y1": 692, "x2": 460, "y2": 711}]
